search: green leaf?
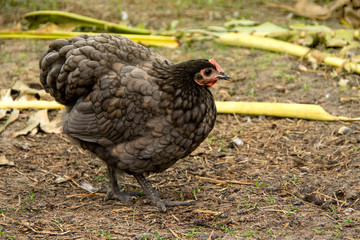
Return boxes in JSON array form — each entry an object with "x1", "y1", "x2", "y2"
[{"x1": 25, "y1": 10, "x2": 152, "y2": 35}]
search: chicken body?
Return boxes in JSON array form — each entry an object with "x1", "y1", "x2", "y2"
[{"x1": 40, "y1": 33, "x2": 229, "y2": 211}]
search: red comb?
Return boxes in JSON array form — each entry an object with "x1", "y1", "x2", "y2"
[{"x1": 209, "y1": 59, "x2": 224, "y2": 72}]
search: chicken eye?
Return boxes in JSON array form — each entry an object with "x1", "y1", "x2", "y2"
[{"x1": 204, "y1": 69, "x2": 212, "y2": 76}]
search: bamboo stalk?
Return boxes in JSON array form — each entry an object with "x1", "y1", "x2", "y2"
[
  {"x1": 0, "y1": 101, "x2": 65, "y2": 110},
  {"x1": 217, "y1": 33, "x2": 360, "y2": 74},
  {"x1": 215, "y1": 101, "x2": 360, "y2": 121},
  {"x1": 218, "y1": 33, "x2": 310, "y2": 57},
  {"x1": 1, "y1": 100, "x2": 358, "y2": 121},
  {"x1": 0, "y1": 31, "x2": 179, "y2": 48}
]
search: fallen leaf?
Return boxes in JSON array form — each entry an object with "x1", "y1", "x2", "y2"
[
  {"x1": 344, "y1": 4, "x2": 360, "y2": 27},
  {"x1": 0, "y1": 89, "x2": 13, "y2": 120},
  {"x1": 225, "y1": 19, "x2": 258, "y2": 28},
  {"x1": 0, "y1": 155, "x2": 15, "y2": 166},
  {"x1": 12, "y1": 80, "x2": 40, "y2": 96},
  {"x1": 233, "y1": 22, "x2": 288, "y2": 35},
  {"x1": 24, "y1": 10, "x2": 151, "y2": 34},
  {"x1": 37, "y1": 22, "x2": 76, "y2": 32},
  {"x1": 11, "y1": 109, "x2": 62, "y2": 137},
  {"x1": 39, "y1": 112, "x2": 62, "y2": 134},
  {"x1": 0, "y1": 110, "x2": 7, "y2": 120},
  {"x1": 0, "y1": 109, "x2": 20, "y2": 133},
  {"x1": 270, "y1": 0, "x2": 350, "y2": 20},
  {"x1": 338, "y1": 78, "x2": 350, "y2": 87},
  {"x1": 290, "y1": 24, "x2": 332, "y2": 31},
  {"x1": 11, "y1": 110, "x2": 47, "y2": 137}
]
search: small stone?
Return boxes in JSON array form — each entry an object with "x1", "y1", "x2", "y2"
[
  {"x1": 232, "y1": 138, "x2": 243, "y2": 147},
  {"x1": 298, "y1": 64, "x2": 308, "y2": 72},
  {"x1": 293, "y1": 201, "x2": 304, "y2": 206},
  {"x1": 81, "y1": 182, "x2": 99, "y2": 192},
  {"x1": 338, "y1": 78, "x2": 349, "y2": 87},
  {"x1": 55, "y1": 177, "x2": 67, "y2": 183},
  {"x1": 274, "y1": 85, "x2": 286, "y2": 92},
  {"x1": 300, "y1": 166, "x2": 310, "y2": 173},
  {"x1": 338, "y1": 126, "x2": 351, "y2": 135},
  {"x1": 344, "y1": 208, "x2": 355, "y2": 215}
]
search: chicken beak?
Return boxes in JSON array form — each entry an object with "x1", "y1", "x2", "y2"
[{"x1": 217, "y1": 71, "x2": 231, "y2": 80}]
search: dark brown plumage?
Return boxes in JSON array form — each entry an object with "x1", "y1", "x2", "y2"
[{"x1": 40, "y1": 33, "x2": 230, "y2": 211}]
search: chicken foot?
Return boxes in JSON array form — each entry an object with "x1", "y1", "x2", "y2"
[
  {"x1": 104, "y1": 166, "x2": 134, "y2": 203},
  {"x1": 133, "y1": 174, "x2": 193, "y2": 212}
]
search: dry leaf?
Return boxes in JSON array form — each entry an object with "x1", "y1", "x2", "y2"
[
  {"x1": 0, "y1": 109, "x2": 20, "y2": 133},
  {"x1": 11, "y1": 110, "x2": 47, "y2": 137},
  {"x1": 344, "y1": 4, "x2": 360, "y2": 27},
  {"x1": 270, "y1": 0, "x2": 349, "y2": 20},
  {"x1": 0, "y1": 110, "x2": 6, "y2": 120},
  {"x1": 290, "y1": 0, "x2": 331, "y2": 19},
  {"x1": 12, "y1": 80, "x2": 40, "y2": 96},
  {"x1": 39, "y1": 112, "x2": 62, "y2": 134},
  {"x1": 12, "y1": 109, "x2": 62, "y2": 137},
  {"x1": 0, "y1": 89, "x2": 13, "y2": 120},
  {"x1": 0, "y1": 155, "x2": 15, "y2": 166},
  {"x1": 270, "y1": 0, "x2": 360, "y2": 27},
  {"x1": 37, "y1": 22, "x2": 76, "y2": 32}
]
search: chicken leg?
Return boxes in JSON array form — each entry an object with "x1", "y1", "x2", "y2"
[
  {"x1": 104, "y1": 165, "x2": 133, "y2": 203},
  {"x1": 133, "y1": 174, "x2": 193, "y2": 212}
]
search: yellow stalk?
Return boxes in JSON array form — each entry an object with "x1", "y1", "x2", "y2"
[
  {"x1": 215, "y1": 101, "x2": 360, "y2": 121},
  {"x1": 0, "y1": 100, "x2": 358, "y2": 121},
  {"x1": 217, "y1": 33, "x2": 360, "y2": 74},
  {"x1": 0, "y1": 31, "x2": 179, "y2": 48},
  {"x1": 0, "y1": 101, "x2": 65, "y2": 110}
]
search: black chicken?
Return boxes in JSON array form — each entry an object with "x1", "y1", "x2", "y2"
[{"x1": 40, "y1": 33, "x2": 230, "y2": 211}]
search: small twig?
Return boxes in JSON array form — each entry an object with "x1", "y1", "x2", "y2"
[
  {"x1": 167, "y1": 227, "x2": 179, "y2": 239},
  {"x1": 195, "y1": 176, "x2": 226, "y2": 185},
  {"x1": 66, "y1": 193, "x2": 104, "y2": 199},
  {"x1": 207, "y1": 230, "x2": 214, "y2": 240},
  {"x1": 264, "y1": 209, "x2": 295, "y2": 214},
  {"x1": 112, "y1": 207, "x2": 133, "y2": 213},
  {"x1": 194, "y1": 209, "x2": 222, "y2": 215},
  {"x1": 283, "y1": 222, "x2": 289, "y2": 230},
  {"x1": 324, "y1": 213, "x2": 337, "y2": 221},
  {"x1": 314, "y1": 191, "x2": 347, "y2": 204},
  {"x1": 194, "y1": 175, "x2": 254, "y2": 186},
  {"x1": 232, "y1": 112, "x2": 242, "y2": 126},
  {"x1": 340, "y1": 97, "x2": 360, "y2": 102},
  {"x1": 237, "y1": 204, "x2": 258, "y2": 215},
  {"x1": 171, "y1": 214, "x2": 180, "y2": 222},
  {"x1": 2, "y1": 213, "x2": 70, "y2": 235},
  {"x1": 213, "y1": 212, "x2": 224, "y2": 222},
  {"x1": 350, "y1": 198, "x2": 359, "y2": 208}
]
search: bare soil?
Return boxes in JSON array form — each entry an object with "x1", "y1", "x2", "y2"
[{"x1": 0, "y1": 1, "x2": 360, "y2": 239}]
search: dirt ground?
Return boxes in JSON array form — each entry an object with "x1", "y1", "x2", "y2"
[{"x1": 1, "y1": 1, "x2": 360, "y2": 239}]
